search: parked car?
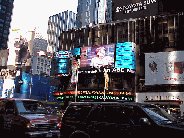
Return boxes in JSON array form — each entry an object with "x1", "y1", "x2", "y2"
[
  {"x1": 0, "y1": 98, "x2": 61, "y2": 138},
  {"x1": 60, "y1": 102, "x2": 184, "y2": 138}
]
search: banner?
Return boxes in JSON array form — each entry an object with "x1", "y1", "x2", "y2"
[{"x1": 145, "y1": 51, "x2": 184, "y2": 85}]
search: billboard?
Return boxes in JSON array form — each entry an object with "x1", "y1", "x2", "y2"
[
  {"x1": 80, "y1": 44, "x2": 115, "y2": 68},
  {"x1": 55, "y1": 51, "x2": 70, "y2": 75},
  {"x1": 56, "y1": 58, "x2": 70, "y2": 74},
  {"x1": 115, "y1": 42, "x2": 136, "y2": 70},
  {"x1": 14, "y1": 72, "x2": 50, "y2": 100},
  {"x1": 2, "y1": 79, "x2": 15, "y2": 98},
  {"x1": 72, "y1": 48, "x2": 80, "y2": 56},
  {"x1": 112, "y1": 0, "x2": 159, "y2": 20},
  {"x1": 145, "y1": 51, "x2": 184, "y2": 85}
]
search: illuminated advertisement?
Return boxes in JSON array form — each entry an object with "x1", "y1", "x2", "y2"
[
  {"x1": 72, "y1": 48, "x2": 80, "y2": 56},
  {"x1": 53, "y1": 90, "x2": 134, "y2": 102},
  {"x1": 55, "y1": 51, "x2": 70, "y2": 75},
  {"x1": 0, "y1": 79, "x2": 4, "y2": 97},
  {"x1": 145, "y1": 51, "x2": 184, "y2": 85},
  {"x1": 80, "y1": 44, "x2": 115, "y2": 68},
  {"x1": 71, "y1": 59, "x2": 78, "y2": 83},
  {"x1": 2, "y1": 79, "x2": 15, "y2": 98},
  {"x1": 56, "y1": 58, "x2": 70, "y2": 74},
  {"x1": 112, "y1": 0, "x2": 158, "y2": 20},
  {"x1": 115, "y1": 42, "x2": 136, "y2": 70}
]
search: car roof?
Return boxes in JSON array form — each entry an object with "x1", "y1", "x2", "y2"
[
  {"x1": 69, "y1": 102, "x2": 154, "y2": 107},
  {"x1": 0, "y1": 98, "x2": 38, "y2": 101}
]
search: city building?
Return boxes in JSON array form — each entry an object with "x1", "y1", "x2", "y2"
[
  {"x1": 0, "y1": 0, "x2": 14, "y2": 50},
  {"x1": 31, "y1": 54, "x2": 51, "y2": 76},
  {"x1": 32, "y1": 38, "x2": 48, "y2": 56},
  {"x1": 47, "y1": 11, "x2": 76, "y2": 54},
  {"x1": 76, "y1": 0, "x2": 112, "y2": 29},
  {"x1": 54, "y1": 0, "x2": 184, "y2": 110}
]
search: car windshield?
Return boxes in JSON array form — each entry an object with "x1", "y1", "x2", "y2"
[
  {"x1": 142, "y1": 105, "x2": 178, "y2": 124},
  {"x1": 15, "y1": 100, "x2": 47, "y2": 114}
]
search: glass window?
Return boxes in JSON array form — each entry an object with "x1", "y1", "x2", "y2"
[
  {"x1": 99, "y1": 105, "x2": 131, "y2": 124},
  {"x1": 15, "y1": 100, "x2": 47, "y2": 114},
  {"x1": 63, "y1": 105, "x2": 93, "y2": 123},
  {"x1": 142, "y1": 105, "x2": 177, "y2": 125}
]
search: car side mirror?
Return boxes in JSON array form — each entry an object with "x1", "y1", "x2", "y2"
[{"x1": 139, "y1": 118, "x2": 151, "y2": 125}]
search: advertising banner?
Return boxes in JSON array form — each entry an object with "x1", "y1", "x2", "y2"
[
  {"x1": 80, "y1": 44, "x2": 115, "y2": 68},
  {"x1": 0, "y1": 79, "x2": 4, "y2": 98},
  {"x1": 115, "y1": 42, "x2": 136, "y2": 70},
  {"x1": 145, "y1": 51, "x2": 184, "y2": 85},
  {"x1": 2, "y1": 79, "x2": 15, "y2": 98},
  {"x1": 55, "y1": 51, "x2": 70, "y2": 75}
]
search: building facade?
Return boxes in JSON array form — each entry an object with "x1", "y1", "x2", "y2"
[
  {"x1": 57, "y1": 12, "x2": 184, "y2": 108},
  {"x1": 32, "y1": 38, "x2": 48, "y2": 56},
  {"x1": 0, "y1": 0, "x2": 14, "y2": 50},
  {"x1": 47, "y1": 11, "x2": 76, "y2": 54},
  {"x1": 76, "y1": 0, "x2": 112, "y2": 29},
  {"x1": 32, "y1": 55, "x2": 51, "y2": 76}
]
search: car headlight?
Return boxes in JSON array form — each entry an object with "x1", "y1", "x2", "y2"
[
  {"x1": 27, "y1": 123, "x2": 35, "y2": 129},
  {"x1": 56, "y1": 122, "x2": 61, "y2": 129}
]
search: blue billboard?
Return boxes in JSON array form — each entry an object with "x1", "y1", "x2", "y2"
[
  {"x1": 0, "y1": 79, "x2": 4, "y2": 97},
  {"x1": 14, "y1": 72, "x2": 51, "y2": 100},
  {"x1": 54, "y1": 50, "x2": 70, "y2": 75},
  {"x1": 72, "y1": 48, "x2": 80, "y2": 56},
  {"x1": 115, "y1": 42, "x2": 136, "y2": 70}
]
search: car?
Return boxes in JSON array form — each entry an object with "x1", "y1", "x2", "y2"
[
  {"x1": 60, "y1": 102, "x2": 184, "y2": 138},
  {"x1": 0, "y1": 98, "x2": 61, "y2": 138}
]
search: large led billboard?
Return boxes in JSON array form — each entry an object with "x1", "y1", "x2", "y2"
[
  {"x1": 72, "y1": 48, "x2": 80, "y2": 56},
  {"x1": 55, "y1": 51, "x2": 70, "y2": 75},
  {"x1": 80, "y1": 44, "x2": 115, "y2": 68},
  {"x1": 56, "y1": 58, "x2": 70, "y2": 74},
  {"x1": 145, "y1": 51, "x2": 184, "y2": 85},
  {"x1": 115, "y1": 42, "x2": 136, "y2": 70}
]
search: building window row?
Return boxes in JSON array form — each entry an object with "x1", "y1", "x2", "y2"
[{"x1": 59, "y1": 14, "x2": 184, "y2": 52}]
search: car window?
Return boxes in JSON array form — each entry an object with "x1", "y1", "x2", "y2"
[
  {"x1": 86, "y1": 105, "x2": 101, "y2": 122},
  {"x1": 15, "y1": 100, "x2": 47, "y2": 114},
  {"x1": 99, "y1": 105, "x2": 131, "y2": 124},
  {"x1": 5, "y1": 101, "x2": 15, "y2": 114},
  {"x1": 128, "y1": 106, "x2": 149, "y2": 125},
  {"x1": 63, "y1": 105, "x2": 93, "y2": 123}
]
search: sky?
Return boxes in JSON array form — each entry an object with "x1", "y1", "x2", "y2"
[{"x1": 7, "y1": 0, "x2": 78, "y2": 65}]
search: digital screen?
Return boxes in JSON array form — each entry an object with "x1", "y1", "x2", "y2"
[
  {"x1": 112, "y1": 0, "x2": 159, "y2": 20},
  {"x1": 72, "y1": 48, "x2": 80, "y2": 56},
  {"x1": 56, "y1": 58, "x2": 70, "y2": 74},
  {"x1": 80, "y1": 44, "x2": 115, "y2": 68},
  {"x1": 115, "y1": 42, "x2": 136, "y2": 70}
]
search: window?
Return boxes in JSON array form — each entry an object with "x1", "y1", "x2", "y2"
[
  {"x1": 5, "y1": 101, "x2": 14, "y2": 113},
  {"x1": 63, "y1": 105, "x2": 93, "y2": 123},
  {"x1": 99, "y1": 105, "x2": 131, "y2": 124}
]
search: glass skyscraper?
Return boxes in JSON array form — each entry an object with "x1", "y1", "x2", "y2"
[{"x1": 0, "y1": 0, "x2": 14, "y2": 50}]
